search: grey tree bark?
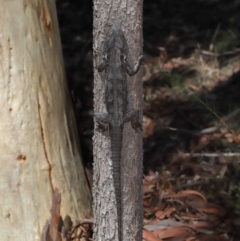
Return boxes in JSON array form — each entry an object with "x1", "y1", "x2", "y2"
[
  {"x1": 93, "y1": 1, "x2": 143, "y2": 241},
  {"x1": 0, "y1": 1, "x2": 92, "y2": 240}
]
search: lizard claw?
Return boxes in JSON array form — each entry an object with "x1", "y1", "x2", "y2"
[
  {"x1": 96, "y1": 123, "x2": 109, "y2": 132},
  {"x1": 138, "y1": 55, "x2": 144, "y2": 64},
  {"x1": 131, "y1": 121, "x2": 142, "y2": 131}
]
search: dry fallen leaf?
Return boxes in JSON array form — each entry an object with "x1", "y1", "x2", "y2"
[
  {"x1": 153, "y1": 226, "x2": 194, "y2": 240},
  {"x1": 155, "y1": 207, "x2": 176, "y2": 220},
  {"x1": 164, "y1": 190, "x2": 207, "y2": 202},
  {"x1": 143, "y1": 229, "x2": 163, "y2": 241}
]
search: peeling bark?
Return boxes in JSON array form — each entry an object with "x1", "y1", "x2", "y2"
[{"x1": 0, "y1": 1, "x2": 92, "y2": 240}]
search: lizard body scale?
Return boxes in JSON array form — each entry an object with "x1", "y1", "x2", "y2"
[{"x1": 95, "y1": 23, "x2": 143, "y2": 241}]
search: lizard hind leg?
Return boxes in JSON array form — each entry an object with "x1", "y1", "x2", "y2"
[
  {"x1": 95, "y1": 112, "x2": 110, "y2": 131},
  {"x1": 123, "y1": 109, "x2": 142, "y2": 131}
]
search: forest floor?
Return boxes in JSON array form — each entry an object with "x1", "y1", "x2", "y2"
[{"x1": 56, "y1": 0, "x2": 240, "y2": 240}]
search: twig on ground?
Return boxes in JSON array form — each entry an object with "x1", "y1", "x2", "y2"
[
  {"x1": 201, "y1": 48, "x2": 240, "y2": 57},
  {"x1": 184, "y1": 153, "x2": 240, "y2": 157}
]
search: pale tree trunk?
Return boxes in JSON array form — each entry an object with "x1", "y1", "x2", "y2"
[
  {"x1": 0, "y1": 1, "x2": 92, "y2": 240},
  {"x1": 93, "y1": 1, "x2": 143, "y2": 241}
]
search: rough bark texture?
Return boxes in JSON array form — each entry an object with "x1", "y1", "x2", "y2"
[
  {"x1": 93, "y1": 1, "x2": 143, "y2": 241},
  {"x1": 0, "y1": 1, "x2": 92, "y2": 240}
]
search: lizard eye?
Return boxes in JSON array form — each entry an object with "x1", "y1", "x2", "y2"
[
  {"x1": 103, "y1": 54, "x2": 109, "y2": 60},
  {"x1": 120, "y1": 54, "x2": 126, "y2": 62}
]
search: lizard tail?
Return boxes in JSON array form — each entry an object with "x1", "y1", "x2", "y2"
[{"x1": 110, "y1": 126, "x2": 123, "y2": 241}]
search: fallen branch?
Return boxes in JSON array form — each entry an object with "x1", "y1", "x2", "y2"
[
  {"x1": 184, "y1": 152, "x2": 240, "y2": 158},
  {"x1": 201, "y1": 48, "x2": 240, "y2": 57}
]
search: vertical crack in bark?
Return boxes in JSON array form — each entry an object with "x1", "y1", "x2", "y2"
[
  {"x1": 37, "y1": 94, "x2": 54, "y2": 193},
  {"x1": 7, "y1": 38, "x2": 13, "y2": 103},
  {"x1": 8, "y1": 37, "x2": 13, "y2": 83}
]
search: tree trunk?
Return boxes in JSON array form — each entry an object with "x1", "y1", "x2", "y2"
[
  {"x1": 93, "y1": 1, "x2": 143, "y2": 240},
  {"x1": 0, "y1": 1, "x2": 92, "y2": 240}
]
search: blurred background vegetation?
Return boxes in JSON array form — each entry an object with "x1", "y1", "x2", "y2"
[{"x1": 56, "y1": 0, "x2": 240, "y2": 239}]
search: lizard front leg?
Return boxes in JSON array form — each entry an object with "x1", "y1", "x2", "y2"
[
  {"x1": 94, "y1": 46, "x2": 108, "y2": 72},
  {"x1": 121, "y1": 54, "x2": 143, "y2": 76}
]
